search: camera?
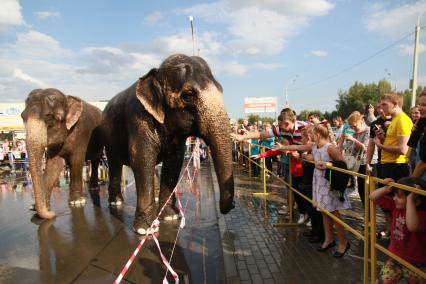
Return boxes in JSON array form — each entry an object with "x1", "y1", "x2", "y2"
[{"x1": 408, "y1": 117, "x2": 426, "y2": 148}]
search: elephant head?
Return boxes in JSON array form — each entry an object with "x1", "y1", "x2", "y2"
[
  {"x1": 21, "y1": 88, "x2": 83, "y2": 219},
  {"x1": 136, "y1": 54, "x2": 234, "y2": 214}
]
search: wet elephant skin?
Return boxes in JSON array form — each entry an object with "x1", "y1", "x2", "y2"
[
  {"x1": 21, "y1": 88, "x2": 103, "y2": 219},
  {"x1": 101, "y1": 54, "x2": 235, "y2": 234}
]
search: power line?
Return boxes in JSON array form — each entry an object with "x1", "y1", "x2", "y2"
[{"x1": 290, "y1": 31, "x2": 415, "y2": 92}]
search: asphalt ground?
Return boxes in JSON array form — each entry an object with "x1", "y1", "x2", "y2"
[{"x1": 0, "y1": 161, "x2": 390, "y2": 283}]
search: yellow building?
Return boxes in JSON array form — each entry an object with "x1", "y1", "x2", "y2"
[{"x1": 0, "y1": 101, "x2": 108, "y2": 139}]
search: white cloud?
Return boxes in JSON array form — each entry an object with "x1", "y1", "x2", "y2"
[
  {"x1": 398, "y1": 43, "x2": 426, "y2": 56},
  {"x1": 0, "y1": 0, "x2": 25, "y2": 32},
  {"x1": 310, "y1": 50, "x2": 328, "y2": 57},
  {"x1": 178, "y1": 0, "x2": 335, "y2": 56},
  {"x1": 13, "y1": 30, "x2": 72, "y2": 58},
  {"x1": 227, "y1": 0, "x2": 335, "y2": 16},
  {"x1": 210, "y1": 58, "x2": 284, "y2": 75},
  {"x1": 364, "y1": 1, "x2": 426, "y2": 37},
  {"x1": 82, "y1": 46, "x2": 124, "y2": 56},
  {"x1": 130, "y1": 52, "x2": 162, "y2": 71},
  {"x1": 144, "y1": 33, "x2": 194, "y2": 55},
  {"x1": 13, "y1": 68, "x2": 48, "y2": 88},
  {"x1": 143, "y1": 11, "x2": 164, "y2": 25},
  {"x1": 35, "y1": 11, "x2": 61, "y2": 20}
]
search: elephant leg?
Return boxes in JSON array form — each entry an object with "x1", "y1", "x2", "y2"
[
  {"x1": 159, "y1": 142, "x2": 185, "y2": 221},
  {"x1": 107, "y1": 158, "x2": 124, "y2": 206},
  {"x1": 68, "y1": 155, "x2": 86, "y2": 206},
  {"x1": 89, "y1": 158, "x2": 100, "y2": 188},
  {"x1": 42, "y1": 156, "x2": 65, "y2": 210},
  {"x1": 129, "y1": 144, "x2": 158, "y2": 235}
]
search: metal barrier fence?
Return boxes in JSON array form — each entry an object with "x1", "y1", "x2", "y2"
[{"x1": 236, "y1": 141, "x2": 426, "y2": 283}]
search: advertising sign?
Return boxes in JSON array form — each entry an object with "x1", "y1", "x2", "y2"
[{"x1": 244, "y1": 97, "x2": 276, "y2": 113}]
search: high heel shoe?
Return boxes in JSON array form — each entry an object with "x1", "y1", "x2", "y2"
[
  {"x1": 333, "y1": 242, "x2": 350, "y2": 258},
  {"x1": 317, "y1": 241, "x2": 336, "y2": 252}
]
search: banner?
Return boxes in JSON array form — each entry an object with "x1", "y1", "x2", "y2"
[{"x1": 244, "y1": 97, "x2": 276, "y2": 113}]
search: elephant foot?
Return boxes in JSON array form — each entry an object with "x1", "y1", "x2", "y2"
[
  {"x1": 133, "y1": 205, "x2": 158, "y2": 235},
  {"x1": 29, "y1": 203, "x2": 52, "y2": 212},
  {"x1": 89, "y1": 179, "x2": 99, "y2": 188},
  {"x1": 109, "y1": 194, "x2": 124, "y2": 207},
  {"x1": 69, "y1": 196, "x2": 87, "y2": 206},
  {"x1": 161, "y1": 205, "x2": 180, "y2": 221}
]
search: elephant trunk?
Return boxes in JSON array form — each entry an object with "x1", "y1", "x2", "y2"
[
  {"x1": 198, "y1": 85, "x2": 235, "y2": 214},
  {"x1": 25, "y1": 117, "x2": 55, "y2": 219}
]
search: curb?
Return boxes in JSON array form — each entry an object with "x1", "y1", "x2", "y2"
[{"x1": 209, "y1": 160, "x2": 240, "y2": 284}]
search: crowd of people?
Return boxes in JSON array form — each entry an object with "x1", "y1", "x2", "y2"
[
  {"x1": 0, "y1": 139, "x2": 27, "y2": 172},
  {"x1": 231, "y1": 91, "x2": 426, "y2": 283}
]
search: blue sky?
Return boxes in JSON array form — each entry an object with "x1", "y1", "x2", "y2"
[{"x1": 0, "y1": 0, "x2": 425, "y2": 119}]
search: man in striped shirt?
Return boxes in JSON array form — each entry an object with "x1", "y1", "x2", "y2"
[
  {"x1": 231, "y1": 108, "x2": 312, "y2": 223},
  {"x1": 231, "y1": 108, "x2": 311, "y2": 144}
]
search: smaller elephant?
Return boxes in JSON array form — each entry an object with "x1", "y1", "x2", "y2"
[{"x1": 21, "y1": 88, "x2": 103, "y2": 219}]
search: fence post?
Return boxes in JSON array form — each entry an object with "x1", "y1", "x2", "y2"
[
  {"x1": 288, "y1": 158, "x2": 293, "y2": 223},
  {"x1": 248, "y1": 143, "x2": 252, "y2": 175},
  {"x1": 262, "y1": 146, "x2": 267, "y2": 194},
  {"x1": 239, "y1": 142, "x2": 243, "y2": 167},
  {"x1": 370, "y1": 179, "x2": 377, "y2": 283},
  {"x1": 363, "y1": 175, "x2": 370, "y2": 284}
]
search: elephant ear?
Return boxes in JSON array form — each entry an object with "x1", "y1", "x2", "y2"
[
  {"x1": 65, "y1": 96, "x2": 84, "y2": 130},
  {"x1": 136, "y1": 68, "x2": 165, "y2": 124}
]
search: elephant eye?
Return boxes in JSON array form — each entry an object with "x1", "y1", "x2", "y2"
[
  {"x1": 44, "y1": 113, "x2": 56, "y2": 125},
  {"x1": 45, "y1": 113, "x2": 55, "y2": 120},
  {"x1": 181, "y1": 91, "x2": 195, "y2": 103}
]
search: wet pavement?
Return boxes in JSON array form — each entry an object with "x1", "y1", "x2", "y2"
[
  {"x1": 0, "y1": 163, "x2": 224, "y2": 284},
  {"x1": 219, "y1": 166, "x2": 390, "y2": 284},
  {"x1": 0, "y1": 162, "x2": 389, "y2": 283}
]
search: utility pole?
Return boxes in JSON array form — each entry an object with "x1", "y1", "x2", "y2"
[{"x1": 411, "y1": 16, "x2": 421, "y2": 107}]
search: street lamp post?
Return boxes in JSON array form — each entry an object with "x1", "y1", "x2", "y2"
[
  {"x1": 284, "y1": 75, "x2": 298, "y2": 107},
  {"x1": 189, "y1": 16, "x2": 195, "y2": 56},
  {"x1": 385, "y1": 68, "x2": 397, "y2": 91}
]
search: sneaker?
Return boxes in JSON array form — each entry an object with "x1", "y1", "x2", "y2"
[
  {"x1": 277, "y1": 209, "x2": 287, "y2": 215},
  {"x1": 297, "y1": 214, "x2": 307, "y2": 224},
  {"x1": 306, "y1": 220, "x2": 312, "y2": 227}
]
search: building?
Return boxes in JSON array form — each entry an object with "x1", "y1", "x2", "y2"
[{"x1": 0, "y1": 101, "x2": 108, "y2": 141}]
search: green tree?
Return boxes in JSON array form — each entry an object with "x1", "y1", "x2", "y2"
[
  {"x1": 402, "y1": 86, "x2": 426, "y2": 112},
  {"x1": 297, "y1": 109, "x2": 323, "y2": 121},
  {"x1": 335, "y1": 80, "x2": 392, "y2": 119},
  {"x1": 238, "y1": 114, "x2": 276, "y2": 125}
]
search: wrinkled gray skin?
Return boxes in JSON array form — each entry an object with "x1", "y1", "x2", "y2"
[
  {"x1": 101, "y1": 54, "x2": 235, "y2": 234},
  {"x1": 21, "y1": 89, "x2": 103, "y2": 219}
]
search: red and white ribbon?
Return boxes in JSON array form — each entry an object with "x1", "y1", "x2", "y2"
[
  {"x1": 150, "y1": 219, "x2": 179, "y2": 284},
  {"x1": 114, "y1": 236, "x2": 148, "y2": 284},
  {"x1": 115, "y1": 151, "x2": 197, "y2": 283}
]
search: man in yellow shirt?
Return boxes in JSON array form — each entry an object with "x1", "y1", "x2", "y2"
[{"x1": 374, "y1": 93, "x2": 412, "y2": 180}]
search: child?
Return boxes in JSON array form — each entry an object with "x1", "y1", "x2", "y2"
[
  {"x1": 299, "y1": 127, "x2": 325, "y2": 242},
  {"x1": 369, "y1": 177, "x2": 426, "y2": 283},
  {"x1": 276, "y1": 124, "x2": 351, "y2": 257}
]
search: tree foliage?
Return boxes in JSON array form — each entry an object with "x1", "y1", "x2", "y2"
[
  {"x1": 297, "y1": 109, "x2": 323, "y2": 121},
  {"x1": 238, "y1": 114, "x2": 276, "y2": 125},
  {"x1": 236, "y1": 80, "x2": 425, "y2": 122},
  {"x1": 335, "y1": 80, "x2": 392, "y2": 119}
]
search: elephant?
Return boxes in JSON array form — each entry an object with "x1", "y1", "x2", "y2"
[
  {"x1": 101, "y1": 54, "x2": 235, "y2": 235},
  {"x1": 21, "y1": 88, "x2": 103, "y2": 219}
]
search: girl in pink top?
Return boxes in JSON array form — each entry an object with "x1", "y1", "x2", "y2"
[{"x1": 370, "y1": 176, "x2": 426, "y2": 283}]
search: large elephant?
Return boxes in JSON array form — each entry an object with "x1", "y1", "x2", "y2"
[
  {"x1": 21, "y1": 88, "x2": 103, "y2": 219},
  {"x1": 101, "y1": 54, "x2": 235, "y2": 234}
]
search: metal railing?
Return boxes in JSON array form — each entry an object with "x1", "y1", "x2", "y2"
[{"x1": 235, "y1": 141, "x2": 426, "y2": 283}]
